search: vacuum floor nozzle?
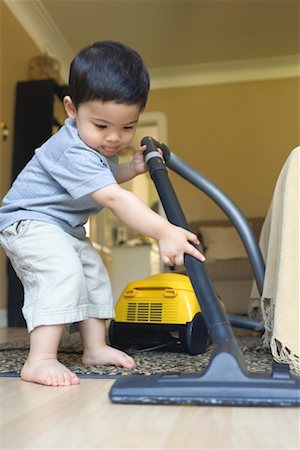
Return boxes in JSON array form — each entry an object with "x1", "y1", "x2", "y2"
[{"x1": 110, "y1": 347, "x2": 300, "y2": 406}]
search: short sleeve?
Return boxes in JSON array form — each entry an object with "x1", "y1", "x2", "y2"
[{"x1": 37, "y1": 145, "x2": 117, "y2": 199}]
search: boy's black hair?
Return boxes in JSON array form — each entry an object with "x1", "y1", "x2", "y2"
[{"x1": 68, "y1": 40, "x2": 150, "y2": 110}]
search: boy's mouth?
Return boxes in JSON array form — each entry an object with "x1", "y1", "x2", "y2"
[{"x1": 101, "y1": 146, "x2": 119, "y2": 154}]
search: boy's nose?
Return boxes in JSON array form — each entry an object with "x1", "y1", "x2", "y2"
[{"x1": 106, "y1": 132, "x2": 120, "y2": 143}]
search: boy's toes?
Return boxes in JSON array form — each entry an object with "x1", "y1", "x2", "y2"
[
  {"x1": 118, "y1": 353, "x2": 136, "y2": 369},
  {"x1": 69, "y1": 373, "x2": 80, "y2": 385},
  {"x1": 61, "y1": 371, "x2": 79, "y2": 386}
]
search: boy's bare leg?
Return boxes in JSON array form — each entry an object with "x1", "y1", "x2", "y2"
[
  {"x1": 21, "y1": 324, "x2": 80, "y2": 386},
  {"x1": 79, "y1": 318, "x2": 136, "y2": 368}
]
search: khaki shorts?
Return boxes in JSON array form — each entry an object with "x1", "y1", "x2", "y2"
[{"x1": 0, "y1": 220, "x2": 114, "y2": 332}]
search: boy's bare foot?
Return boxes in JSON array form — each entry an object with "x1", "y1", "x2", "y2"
[
  {"x1": 21, "y1": 357, "x2": 80, "y2": 386},
  {"x1": 82, "y1": 345, "x2": 136, "y2": 368}
]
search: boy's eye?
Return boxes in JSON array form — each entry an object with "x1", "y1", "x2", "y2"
[
  {"x1": 95, "y1": 124, "x2": 107, "y2": 129},
  {"x1": 124, "y1": 126, "x2": 134, "y2": 130}
]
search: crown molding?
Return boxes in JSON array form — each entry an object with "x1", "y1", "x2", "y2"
[
  {"x1": 149, "y1": 55, "x2": 300, "y2": 90},
  {"x1": 5, "y1": 0, "x2": 300, "y2": 89}
]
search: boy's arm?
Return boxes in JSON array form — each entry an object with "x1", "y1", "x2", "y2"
[
  {"x1": 90, "y1": 184, "x2": 205, "y2": 267},
  {"x1": 115, "y1": 161, "x2": 136, "y2": 184}
]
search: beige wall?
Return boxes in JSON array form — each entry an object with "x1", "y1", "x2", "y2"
[
  {"x1": 0, "y1": 3, "x2": 40, "y2": 312},
  {"x1": 146, "y1": 79, "x2": 300, "y2": 221}
]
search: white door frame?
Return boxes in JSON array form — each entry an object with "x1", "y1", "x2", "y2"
[{"x1": 138, "y1": 111, "x2": 168, "y2": 145}]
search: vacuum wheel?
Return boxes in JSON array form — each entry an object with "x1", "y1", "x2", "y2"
[{"x1": 182, "y1": 312, "x2": 210, "y2": 355}]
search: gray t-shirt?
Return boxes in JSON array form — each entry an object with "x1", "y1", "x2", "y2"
[{"x1": 0, "y1": 118, "x2": 118, "y2": 239}]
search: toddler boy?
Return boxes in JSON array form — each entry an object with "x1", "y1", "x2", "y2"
[{"x1": 0, "y1": 41, "x2": 204, "y2": 386}]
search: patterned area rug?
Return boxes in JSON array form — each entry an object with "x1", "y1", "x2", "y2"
[{"x1": 0, "y1": 334, "x2": 277, "y2": 378}]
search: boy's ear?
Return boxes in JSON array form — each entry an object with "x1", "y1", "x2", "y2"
[{"x1": 63, "y1": 96, "x2": 77, "y2": 118}]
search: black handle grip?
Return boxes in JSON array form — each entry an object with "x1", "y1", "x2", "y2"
[
  {"x1": 141, "y1": 136, "x2": 166, "y2": 178},
  {"x1": 141, "y1": 136, "x2": 159, "y2": 153},
  {"x1": 141, "y1": 136, "x2": 171, "y2": 162}
]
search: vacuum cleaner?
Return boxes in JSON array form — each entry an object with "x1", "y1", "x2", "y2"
[
  {"x1": 109, "y1": 266, "x2": 261, "y2": 356},
  {"x1": 109, "y1": 271, "x2": 213, "y2": 355},
  {"x1": 109, "y1": 136, "x2": 300, "y2": 406}
]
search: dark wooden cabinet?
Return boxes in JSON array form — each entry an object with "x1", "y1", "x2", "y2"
[{"x1": 7, "y1": 79, "x2": 67, "y2": 326}]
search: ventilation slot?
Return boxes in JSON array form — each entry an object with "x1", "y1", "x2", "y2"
[{"x1": 126, "y1": 302, "x2": 163, "y2": 323}]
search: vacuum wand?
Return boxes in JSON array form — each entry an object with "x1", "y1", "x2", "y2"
[{"x1": 142, "y1": 136, "x2": 237, "y2": 347}]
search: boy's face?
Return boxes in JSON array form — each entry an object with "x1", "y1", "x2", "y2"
[{"x1": 64, "y1": 97, "x2": 141, "y2": 157}]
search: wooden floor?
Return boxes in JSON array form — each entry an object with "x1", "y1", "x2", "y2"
[{"x1": 0, "y1": 328, "x2": 299, "y2": 450}]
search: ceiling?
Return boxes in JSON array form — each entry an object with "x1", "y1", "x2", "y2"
[
  {"x1": 5, "y1": 0, "x2": 300, "y2": 86},
  {"x1": 42, "y1": 0, "x2": 300, "y2": 67}
]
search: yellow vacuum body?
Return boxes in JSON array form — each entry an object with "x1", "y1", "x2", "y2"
[{"x1": 109, "y1": 273, "x2": 214, "y2": 355}]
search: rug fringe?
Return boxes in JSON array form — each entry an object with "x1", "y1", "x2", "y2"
[
  {"x1": 262, "y1": 297, "x2": 300, "y2": 375},
  {"x1": 261, "y1": 297, "x2": 275, "y2": 347},
  {"x1": 270, "y1": 337, "x2": 300, "y2": 376}
]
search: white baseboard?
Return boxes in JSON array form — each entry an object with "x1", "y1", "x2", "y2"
[{"x1": 0, "y1": 309, "x2": 8, "y2": 328}]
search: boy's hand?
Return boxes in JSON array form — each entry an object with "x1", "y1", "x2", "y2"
[
  {"x1": 158, "y1": 225, "x2": 205, "y2": 267},
  {"x1": 129, "y1": 144, "x2": 147, "y2": 176},
  {"x1": 130, "y1": 144, "x2": 163, "y2": 176}
]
